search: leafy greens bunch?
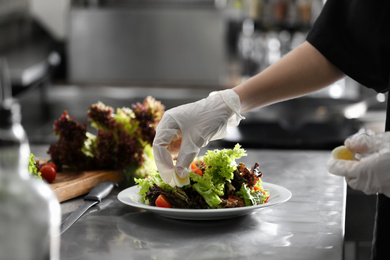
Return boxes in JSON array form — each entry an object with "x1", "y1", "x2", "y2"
[{"x1": 48, "y1": 97, "x2": 164, "y2": 183}]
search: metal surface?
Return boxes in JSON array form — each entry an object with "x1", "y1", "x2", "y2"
[
  {"x1": 68, "y1": 6, "x2": 229, "y2": 86},
  {"x1": 60, "y1": 181, "x2": 117, "y2": 234},
  {"x1": 60, "y1": 200, "x2": 97, "y2": 234},
  {"x1": 243, "y1": 96, "x2": 377, "y2": 126},
  {"x1": 0, "y1": 58, "x2": 11, "y2": 102},
  {"x1": 37, "y1": 147, "x2": 347, "y2": 260}
]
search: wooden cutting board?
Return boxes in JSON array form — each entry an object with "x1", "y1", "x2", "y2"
[{"x1": 49, "y1": 169, "x2": 124, "y2": 202}]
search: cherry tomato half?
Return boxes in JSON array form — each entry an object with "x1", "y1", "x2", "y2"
[{"x1": 155, "y1": 194, "x2": 172, "y2": 208}]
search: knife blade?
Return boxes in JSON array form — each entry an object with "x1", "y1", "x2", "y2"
[{"x1": 60, "y1": 181, "x2": 117, "y2": 234}]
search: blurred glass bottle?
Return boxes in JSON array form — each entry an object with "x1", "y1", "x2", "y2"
[
  {"x1": 297, "y1": 0, "x2": 312, "y2": 27},
  {"x1": 0, "y1": 58, "x2": 61, "y2": 260}
]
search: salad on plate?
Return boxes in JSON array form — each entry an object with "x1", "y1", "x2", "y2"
[{"x1": 135, "y1": 144, "x2": 270, "y2": 209}]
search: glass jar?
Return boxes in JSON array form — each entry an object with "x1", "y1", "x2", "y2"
[{"x1": 0, "y1": 59, "x2": 61, "y2": 260}]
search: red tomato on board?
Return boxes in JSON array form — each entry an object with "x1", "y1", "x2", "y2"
[
  {"x1": 47, "y1": 161, "x2": 57, "y2": 172},
  {"x1": 39, "y1": 164, "x2": 57, "y2": 183}
]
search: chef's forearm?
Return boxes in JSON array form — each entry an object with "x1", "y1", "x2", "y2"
[{"x1": 233, "y1": 41, "x2": 345, "y2": 113}]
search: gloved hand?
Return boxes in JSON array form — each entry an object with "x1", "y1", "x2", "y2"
[
  {"x1": 327, "y1": 132, "x2": 390, "y2": 197},
  {"x1": 152, "y1": 89, "x2": 244, "y2": 187}
]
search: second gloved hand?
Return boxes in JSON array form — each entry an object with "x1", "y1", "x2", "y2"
[
  {"x1": 153, "y1": 89, "x2": 244, "y2": 187},
  {"x1": 328, "y1": 132, "x2": 390, "y2": 197}
]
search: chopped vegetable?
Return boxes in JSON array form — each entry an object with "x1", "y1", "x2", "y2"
[
  {"x1": 190, "y1": 162, "x2": 203, "y2": 176},
  {"x1": 190, "y1": 162, "x2": 197, "y2": 170},
  {"x1": 221, "y1": 195, "x2": 245, "y2": 208},
  {"x1": 236, "y1": 183, "x2": 269, "y2": 206},
  {"x1": 192, "y1": 168, "x2": 203, "y2": 176},
  {"x1": 155, "y1": 194, "x2": 172, "y2": 208}
]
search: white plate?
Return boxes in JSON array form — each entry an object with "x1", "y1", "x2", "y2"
[{"x1": 117, "y1": 183, "x2": 292, "y2": 220}]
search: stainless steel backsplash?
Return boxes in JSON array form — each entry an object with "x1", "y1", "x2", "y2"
[{"x1": 67, "y1": 4, "x2": 230, "y2": 86}]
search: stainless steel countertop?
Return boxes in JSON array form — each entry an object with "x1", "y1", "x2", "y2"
[{"x1": 31, "y1": 146, "x2": 345, "y2": 260}]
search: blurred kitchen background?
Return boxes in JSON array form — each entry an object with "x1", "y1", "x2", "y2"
[{"x1": 0, "y1": 0, "x2": 385, "y2": 259}]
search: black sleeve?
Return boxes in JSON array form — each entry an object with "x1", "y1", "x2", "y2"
[{"x1": 306, "y1": 0, "x2": 390, "y2": 93}]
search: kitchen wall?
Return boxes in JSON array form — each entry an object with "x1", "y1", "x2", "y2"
[
  {"x1": 67, "y1": 3, "x2": 230, "y2": 86},
  {"x1": 29, "y1": 0, "x2": 70, "y2": 41},
  {"x1": 22, "y1": 0, "x2": 326, "y2": 87}
]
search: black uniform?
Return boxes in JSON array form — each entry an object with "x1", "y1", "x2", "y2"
[{"x1": 306, "y1": 1, "x2": 390, "y2": 259}]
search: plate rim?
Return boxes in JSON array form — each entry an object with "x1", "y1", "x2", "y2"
[{"x1": 117, "y1": 182, "x2": 292, "y2": 217}]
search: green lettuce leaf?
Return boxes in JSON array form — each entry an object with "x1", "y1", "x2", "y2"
[
  {"x1": 237, "y1": 183, "x2": 269, "y2": 206},
  {"x1": 135, "y1": 168, "x2": 173, "y2": 203},
  {"x1": 202, "y1": 143, "x2": 246, "y2": 196},
  {"x1": 28, "y1": 153, "x2": 41, "y2": 179},
  {"x1": 190, "y1": 144, "x2": 246, "y2": 207},
  {"x1": 192, "y1": 182, "x2": 222, "y2": 208},
  {"x1": 190, "y1": 172, "x2": 222, "y2": 208}
]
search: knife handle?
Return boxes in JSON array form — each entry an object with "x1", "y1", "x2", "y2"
[{"x1": 84, "y1": 181, "x2": 117, "y2": 202}]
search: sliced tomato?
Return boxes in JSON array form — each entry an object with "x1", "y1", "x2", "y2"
[
  {"x1": 191, "y1": 163, "x2": 203, "y2": 176},
  {"x1": 192, "y1": 168, "x2": 203, "y2": 176},
  {"x1": 190, "y1": 162, "x2": 198, "y2": 170},
  {"x1": 254, "y1": 186, "x2": 263, "y2": 192},
  {"x1": 155, "y1": 194, "x2": 172, "y2": 208}
]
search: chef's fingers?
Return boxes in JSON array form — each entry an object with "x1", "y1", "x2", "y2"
[
  {"x1": 331, "y1": 153, "x2": 387, "y2": 196},
  {"x1": 346, "y1": 178, "x2": 377, "y2": 195},
  {"x1": 174, "y1": 133, "x2": 202, "y2": 179},
  {"x1": 349, "y1": 152, "x2": 390, "y2": 195},
  {"x1": 153, "y1": 115, "x2": 181, "y2": 186},
  {"x1": 345, "y1": 132, "x2": 390, "y2": 154},
  {"x1": 153, "y1": 143, "x2": 176, "y2": 186},
  {"x1": 345, "y1": 134, "x2": 373, "y2": 153},
  {"x1": 327, "y1": 158, "x2": 361, "y2": 178},
  {"x1": 343, "y1": 156, "x2": 371, "y2": 193},
  {"x1": 167, "y1": 136, "x2": 182, "y2": 156}
]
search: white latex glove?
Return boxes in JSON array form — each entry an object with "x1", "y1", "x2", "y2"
[
  {"x1": 152, "y1": 89, "x2": 244, "y2": 187},
  {"x1": 328, "y1": 132, "x2": 390, "y2": 197}
]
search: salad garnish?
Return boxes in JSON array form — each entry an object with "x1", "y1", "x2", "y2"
[{"x1": 136, "y1": 144, "x2": 270, "y2": 209}]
